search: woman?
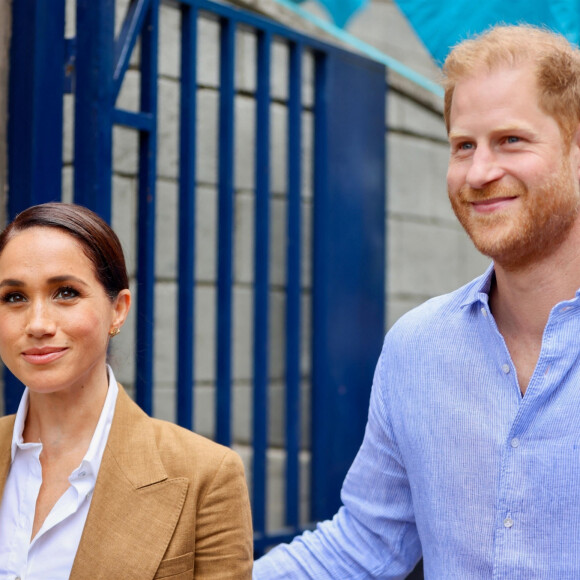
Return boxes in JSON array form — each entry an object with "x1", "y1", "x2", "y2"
[{"x1": 0, "y1": 203, "x2": 253, "y2": 579}]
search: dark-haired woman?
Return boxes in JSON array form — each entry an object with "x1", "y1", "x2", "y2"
[{"x1": 0, "y1": 203, "x2": 253, "y2": 579}]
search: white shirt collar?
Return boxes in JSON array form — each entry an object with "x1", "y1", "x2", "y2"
[{"x1": 10, "y1": 365, "x2": 119, "y2": 476}]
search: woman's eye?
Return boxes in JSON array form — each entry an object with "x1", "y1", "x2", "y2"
[
  {"x1": 1, "y1": 292, "x2": 26, "y2": 304},
  {"x1": 55, "y1": 287, "x2": 80, "y2": 300}
]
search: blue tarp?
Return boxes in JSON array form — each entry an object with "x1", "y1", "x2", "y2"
[{"x1": 393, "y1": 0, "x2": 580, "y2": 65}]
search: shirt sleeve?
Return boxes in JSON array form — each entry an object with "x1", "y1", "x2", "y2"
[{"x1": 252, "y1": 337, "x2": 422, "y2": 579}]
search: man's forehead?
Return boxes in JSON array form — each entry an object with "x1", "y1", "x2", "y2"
[{"x1": 449, "y1": 64, "x2": 539, "y2": 120}]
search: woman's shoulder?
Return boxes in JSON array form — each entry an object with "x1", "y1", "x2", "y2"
[
  {"x1": 148, "y1": 416, "x2": 246, "y2": 476},
  {"x1": 113, "y1": 385, "x2": 246, "y2": 481}
]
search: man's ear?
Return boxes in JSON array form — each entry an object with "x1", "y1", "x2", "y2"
[{"x1": 572, "y1": 124, "x2": 580, "y2": 180}]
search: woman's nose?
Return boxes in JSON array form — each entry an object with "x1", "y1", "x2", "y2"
[{"x1": 25, "y1": 302, "x2": 57, "y2": 337}]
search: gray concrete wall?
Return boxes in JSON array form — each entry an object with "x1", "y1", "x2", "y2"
[
  {"x1": 60, "y1": 0, "x2": 490, "y2": 533},
  {"x1": 231, "y1": 0, "x2": 490, "y2": 326}
]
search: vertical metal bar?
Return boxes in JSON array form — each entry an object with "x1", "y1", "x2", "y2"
[
  {"x1": 74, "y1": 0, "x2": 114, "y2": 222},
  {"x1": 311, "y1": 50, "x2": 329, "y2": 522},
  {"x1": 135, "y1": 0, "x2": 159, "y2": 415},
  {"x1": 177, "y1": 4, "x2": 198, "y2": 429},
  {"x1": 8, "y1": 0, "x2": 65, "y2": 216},
  {"x1": 252, "y1": 29, "x2": 272, "y2": 537},
  {"x1": 6, "y1": 0, "x2": 67, "y2": 412},
  {"x1": 285, "y1": 40, "x2": 303, "y2": 529},
  {"x1": 215, "y1": 17, "x2": 236, "y2": 446}
]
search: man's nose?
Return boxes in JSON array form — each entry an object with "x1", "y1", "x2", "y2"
[
  {"x1": 25, "y1": 302, "x2": 57, "y2": 337},
  {"x1": 465, "y1": 147, "x2": 505, "y2": 189}
]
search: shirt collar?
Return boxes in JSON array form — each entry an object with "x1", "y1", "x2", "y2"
[
  {"x1": 11, "y1": 365, "x2": 119, "y2": 474},
  {"x1": 459, "y1": 261, "x2": 580, "y2": 309},
  {"x1": 459, "y1": 262, "x2": 495, "y2": 309}
]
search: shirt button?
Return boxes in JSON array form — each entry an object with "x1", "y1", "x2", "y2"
[
  {"x1": 502, "y1": 364, "x2": 510, "y2": 374},
  {"x1": 504, "y1": 517, "x2": 514, "y2": 528},
  {"x1": 481, "y1": 307, "x2": 487, "y2": 317},
  {"x1": 510, "y1": 438, "x2": 520, "y2": 448}
]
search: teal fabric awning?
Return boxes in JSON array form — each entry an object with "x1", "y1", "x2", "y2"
[{"x1": 393, "y1": 0, "x2": 580, "y2": 65}]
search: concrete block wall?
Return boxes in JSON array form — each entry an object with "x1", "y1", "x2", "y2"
[
  {"x1": 2, "y1": 0, "x2": 491, "y2": 534},
  {"x1": 230, "y1": 0, "x2": 491, "y2": 326},
  {"x1": 386, "y1": 92, "x2": 490, "y2": 323}
]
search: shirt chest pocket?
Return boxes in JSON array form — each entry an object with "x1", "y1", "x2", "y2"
[{"x1": 153, "y1": 552, "x2": 194, "y2": 579}]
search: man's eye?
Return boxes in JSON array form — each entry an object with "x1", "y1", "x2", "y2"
[
  {"x1": 55, "y1": 287, "x2": 80, "y2": 300},
  {"x1": 458, "y1": 142, "x2": 474, "y2": 151},
  {"x1": 505, "y1": 136, "x2": 520, "y2": 144}
]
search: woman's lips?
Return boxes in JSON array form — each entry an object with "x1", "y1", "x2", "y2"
[
  {"x1": 470, "y1": 196, "x2": 518, "y2": 214},
  {"x1": 21, "y1": 347, "x2": 68, "y2": 365}
]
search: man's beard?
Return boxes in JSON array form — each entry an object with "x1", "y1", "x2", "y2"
[{"x1": 449, "y1": 163, "x2": 580, "y2": 270}]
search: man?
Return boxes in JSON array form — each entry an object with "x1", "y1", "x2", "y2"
[{"x1": 253, "y1": 25, "x2": 580, "y2": 579}]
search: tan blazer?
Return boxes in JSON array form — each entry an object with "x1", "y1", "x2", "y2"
[{"x1": 0, "y1": 386, "x2": 253, "y2": 579}]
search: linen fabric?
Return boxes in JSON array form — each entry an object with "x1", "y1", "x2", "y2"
[{"x1": 254, "y1": 264, "x2": 580, "y2": 579}]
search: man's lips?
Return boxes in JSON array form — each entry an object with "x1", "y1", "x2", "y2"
[
  {"x1": 21, "y1": 347, "x2": 68, "y2": 365},
  {"x1": 469, "y1": 196, "x2": 518, "y2": 214}
]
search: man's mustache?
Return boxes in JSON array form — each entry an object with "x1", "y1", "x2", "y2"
[{"x1": 458, "y1": 180, "x2": 527, "y2": 201}]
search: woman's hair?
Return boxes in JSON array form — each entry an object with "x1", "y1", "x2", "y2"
[
  {"x1": 443, "y1": 25, "x2": 580, "y2": 143},
  {"x1": 0, "y1": 203, "x2": 128, "y2": 300}
]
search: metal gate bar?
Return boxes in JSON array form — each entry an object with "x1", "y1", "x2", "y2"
[
  {"x1": 285, "y1": 39, "x2": 303, "y2": 530},
  {"x1": 177, "y1": 3, "x2": 198, "y2": 429},
  {"x1": 135, "y1": 0, "x2": 159, "y2": 416},
  {"x1": 252, "y1": 27, "x2": 273, "y2": 538},
  {"x1": 216, "y1": 15, "x2": 236, "y2": 446}
]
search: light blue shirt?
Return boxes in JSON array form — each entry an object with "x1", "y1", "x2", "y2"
[{"x1": 254, "y1": 265, "x2": 580, "y2": 579}]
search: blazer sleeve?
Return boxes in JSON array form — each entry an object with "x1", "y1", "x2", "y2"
[{"x1": 194, "y1": 448, "x2": 253, "y2": 579}]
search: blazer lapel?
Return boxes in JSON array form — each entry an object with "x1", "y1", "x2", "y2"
[{"x1": 70, "y1": 387, "x2": 189, "y2": 580}]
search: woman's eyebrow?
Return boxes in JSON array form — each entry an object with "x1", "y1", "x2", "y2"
[
  {"x1": 46, "y1": 275, "x2": 89, "y2": 287},
  {"x1": 0, "y1": 278, "x2": 24, "y2": 288},
  {"x1": 0, "y1": 275, "x2": 90, "y2": 288}
]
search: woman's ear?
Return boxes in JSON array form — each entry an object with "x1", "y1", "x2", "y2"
[{"x1": 111, "y1": 289, "x2": 131, "y2": 330}]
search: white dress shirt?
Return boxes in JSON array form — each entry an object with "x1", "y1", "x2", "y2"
[{"x1": 0, "y1": 367, "x2": 119, "y2": 580}]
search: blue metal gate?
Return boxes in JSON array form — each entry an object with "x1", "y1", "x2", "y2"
[{"x1": 7, "y1": 0, "x2": 386, "y2": 555}]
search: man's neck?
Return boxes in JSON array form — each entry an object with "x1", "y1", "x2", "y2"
[
  {"x1": 491, "y1": 239, "x2": 580, "y2": 336},
  {"x1": 489, "y1": 229, "x2": 580, "y2": 394}
]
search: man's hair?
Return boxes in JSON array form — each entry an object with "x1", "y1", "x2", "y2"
[{"x1": 443, "y1": 25, "x2": 580, "y2": 142}]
